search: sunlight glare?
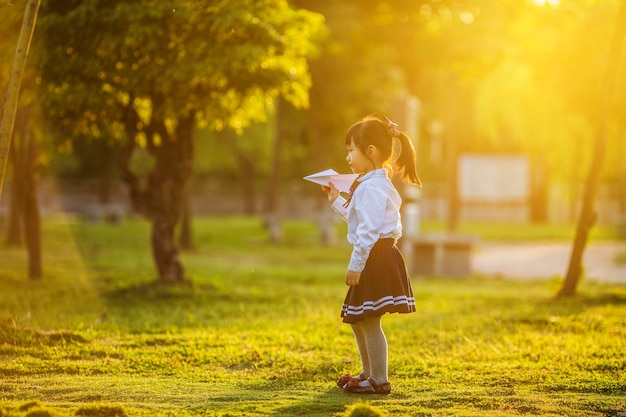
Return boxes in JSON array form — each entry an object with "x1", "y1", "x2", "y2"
[
  {"x1": 460, "y1": 11, "x2": 475, "y2": 24},
  {"x1": 533, "y1": 0, "x2": 560, "y2": 6},
  {"x1": 419, "y1": 4, "x2": 432, "y2": 16}
]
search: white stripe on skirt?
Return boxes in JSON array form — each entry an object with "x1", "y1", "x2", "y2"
[{"x1": 342, "y1": 295, "x2": 416, "y2": 316}]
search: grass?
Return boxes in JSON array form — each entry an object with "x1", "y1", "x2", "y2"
[
  {"x1": 419, "y1": 220, "x2": 622, "y2": 241},
  {"x1": 0, "y1": 216, "x2": 625, "y2": 416}
]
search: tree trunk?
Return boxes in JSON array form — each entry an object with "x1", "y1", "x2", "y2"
[
  {"x1": 265, "y1": 99, "x2": 284, "y2": 216},
  {"x1": 5, "y1": 105, "x2": 42, "y2": 277},
  {"x1": 226, "y1": 129, "x2": 257, "y2": 216},
  {"x1": 148, "y1": 114, "x2": 194, "y2": 283},
  {"x1": 558, "y1": 3, "x2": 626, "y2": 297},
  {"x1": 97, "y1": 141, "x2": 113, "y2": 206},
  {"x1": 238, "y1": 151, "x2": 257, "y2": 216},
  {"x1": 24, "y1": 130, "x2": 42, "y2": 280},
  {"x1": 120, "y1": 104, "x2": 194, "y2": 284},
  {"x1": 618, "y1": 129, "x2": 626, "y2": 237},
  {"x1": 6, "y1": 139, "x2": 23, "y2": 247},
  {"x1": 446, "y1": 142, "x2": 459, "y2": 233},
  {"x1": 151, "y1": 214, "x2": 184, "y2": 283},
  {"x1": 0, "y1": 0, "x2": 40, "y2": 200},
  {"x1": 444, "y1": 77, "x2": 469, "y2": 233},
  {"x1": 178, "y1": 180, "x2": 193, "y2": 250},
  {"x1": 264, "y1": 100, "x2": 285, "y2": 243},
  {"x1": 144, "y1": 157, "x2": 189, "y2": 283},
  {"x1": 529, "y1": 156, "x2": 548, "y2": 223}
]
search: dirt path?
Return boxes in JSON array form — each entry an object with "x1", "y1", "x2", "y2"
[{"x1": 472, "y1": 241, "x2": 626, "y2": 283}]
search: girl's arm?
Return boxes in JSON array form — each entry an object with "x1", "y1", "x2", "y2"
[{"x1": 324, "y1": 183, "x2": 348, "y2": 221}]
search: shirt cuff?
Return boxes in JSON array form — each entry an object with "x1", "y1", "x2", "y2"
[
  {"x1": 331, "y1": 197, "x2": 348, "y2": 220},
  {"x1": 348, "y1": 259, "x2": 365, "y2": 272}
]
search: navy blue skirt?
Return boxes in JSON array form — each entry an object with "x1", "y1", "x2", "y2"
[{"x1": 341, "y1": 239, "x2": 416, "y2": 324}]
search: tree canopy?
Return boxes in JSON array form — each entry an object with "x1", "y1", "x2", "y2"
[
  {"x1": 32, "y1": 0, "x2": 324, "y2": 282},
  {"x1": 38, "y1": 0, "x2": 323, "y2": 136}
]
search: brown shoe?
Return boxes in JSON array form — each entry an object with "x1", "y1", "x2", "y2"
[
  {"x1": 370, "y1": 378, "x2": 391, "y2": 395},
  {"x1": 343, "y1": 377, "x2": 391, "y2": 395},
  {"x1": 336, "y1": 372, "x2": 366, "y2": 388}
]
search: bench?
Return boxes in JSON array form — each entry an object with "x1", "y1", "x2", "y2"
[{"x1": 405, "y1": 233, "x2": 477, "y2": 277}]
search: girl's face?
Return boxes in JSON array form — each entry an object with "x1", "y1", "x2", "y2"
[{"x1": 346, "y1": 138, "x2": 374, "y2": 175}]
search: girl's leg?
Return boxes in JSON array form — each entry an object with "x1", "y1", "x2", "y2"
[
  {"x1": 350, "y1": 321, "x2": 371, "y2": 378},
  {"x1": 359, "y1": 316, "x2": 388, "y2": 384}
]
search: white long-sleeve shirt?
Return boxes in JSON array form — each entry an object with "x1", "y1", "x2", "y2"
[{"x1": 331, "y1": 169, "x2": 403, "y2": 272}]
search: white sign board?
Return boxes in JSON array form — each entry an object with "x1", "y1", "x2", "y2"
[{"x1": 458, "y1": 154, "x2": 529, "y2": 202}]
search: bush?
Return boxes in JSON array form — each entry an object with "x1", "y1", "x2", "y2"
[
  {"x1": 344, "y1": 402, "x2": 387, "y2": 417},
  {"x1": 74, "y1": 405, "x2": 127, "y2": 417}
]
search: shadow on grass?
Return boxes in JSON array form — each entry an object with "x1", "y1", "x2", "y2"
[
  {"x1": 534, "y1": 290, "x2": 626, "y2": 314},
  {"x1": 98, "y1": 278, "x2": 295, "y2": 330},
  {"x1": 406, "y1": 277, "x2": 626, "y2": 338},
  {"x1": 202, "y1": 385, "x2": 377, "y2": 417},
  {"x1": 273, "y1": 388, "x2": 356, "y2": 417},
  {"x1": 501, "y1": 290, "x2": 626, "y2": 336},
  {"x1": 562, "y1": 291, "x2": 626, "y2": 306},
  {"x1": 0, "y1": 318, "x2": 90, "y2": 347},
  {"x1": 103, "y1": 280, "x2": 215, "y2": 301}
]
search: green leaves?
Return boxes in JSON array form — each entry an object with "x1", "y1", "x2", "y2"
[{"x1": 36, "y1": 0, "x2": 324, "y2": 136}]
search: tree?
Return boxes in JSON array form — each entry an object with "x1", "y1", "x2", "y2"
[
  {"x1": 558, "y1": 1, "x2": 626, "y2": 297},
  {"x1": 0, "y1": 0, "x2": 40, "y2": 199},
  {"x1": 0, "y1": 0, "x2": 43, "y2": 281},
  {"x1": 37, "y1": 0, "x2": 323, "y2": 283},
  {"x1": 10, "y1": 103, "x2": 42, "y2": 279}
]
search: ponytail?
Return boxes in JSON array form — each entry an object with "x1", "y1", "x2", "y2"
[
  {"x1": 346, "y1": 114, "x2": 422, "y2": 188},
  {"x1": 395, "y1": 132, "x2": 422, "y2": 187}
]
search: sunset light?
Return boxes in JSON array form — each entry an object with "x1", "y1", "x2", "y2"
[
  {"x1": 1, "y1": 1, "x2": 625, "y2": 415},
  {"x1": 533, "y1": 0, "x2": 560, "y2": 6}
]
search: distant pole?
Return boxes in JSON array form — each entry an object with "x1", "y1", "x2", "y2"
[
  {"x1": 0, "y1": 0, "x2": 41, "y2": 200},
  {"x1": 392, "y1": 94, "x2": 421, "y2": 271},
  {"x1": 392, "y1": 94, "x2": 421, "y2": 238},
  {"x1": 558, "y1": 2, "x2": 626, "y2": 297}
]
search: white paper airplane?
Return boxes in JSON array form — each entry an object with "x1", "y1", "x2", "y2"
[{"x1": 303, "y1": 169, "x2": 358, "y2": 193}]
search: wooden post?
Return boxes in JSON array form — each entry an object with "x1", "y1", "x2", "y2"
[{"x1": 0, "y1": 0, "x2": 41, "y2": 200}]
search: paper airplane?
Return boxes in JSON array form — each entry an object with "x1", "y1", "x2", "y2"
[{"x1": 303, "y1": 169, "x2": 358, "y2": 193}]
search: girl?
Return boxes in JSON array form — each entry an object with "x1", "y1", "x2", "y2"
[{"x1": 324, "y1": 114, "x2": 421, "y2": 395}]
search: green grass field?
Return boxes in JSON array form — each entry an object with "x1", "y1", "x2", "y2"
[{"x1": 0, "y1": 216, "x2": 625, "y2": 416}]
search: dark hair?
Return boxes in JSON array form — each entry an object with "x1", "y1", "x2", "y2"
[{"x1": 345, "y1": 114, "x2": 422, "y2": 187}]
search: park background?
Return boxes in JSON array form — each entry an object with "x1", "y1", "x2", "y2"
[{"x1": 1, "y1": 0, "x2": 625, "y2": 416}]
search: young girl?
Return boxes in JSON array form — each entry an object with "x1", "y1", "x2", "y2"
[{"x1": 323, "y1": 114, "x2": 421, "y2": 395}]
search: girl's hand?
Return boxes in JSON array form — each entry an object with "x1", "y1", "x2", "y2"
[
  {"x1": 322, "y1": 182, "x2": 340, "y2": 204},
  {"x1": 345, "y1": 270, "x2": 361, "y2": 286}
]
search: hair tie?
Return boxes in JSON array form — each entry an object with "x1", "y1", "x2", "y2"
[{"x1": 384, "y1": 116, "x2": 400, "y2": 137}]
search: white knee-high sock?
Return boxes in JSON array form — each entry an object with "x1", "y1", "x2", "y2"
[
  {"x1": 359, "y1": 316, "x2": 388, "y2": 384},
  {"x1": 350, "y1": 321, "x2": 371, "y2": 378}
]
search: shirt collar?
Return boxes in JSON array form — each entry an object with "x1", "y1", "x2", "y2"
[{"x1": 357, "y1": 168, "x2": 386, "y2": 183}]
